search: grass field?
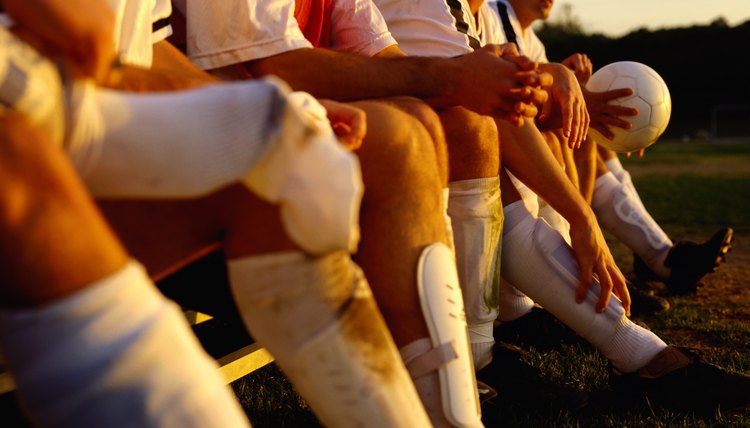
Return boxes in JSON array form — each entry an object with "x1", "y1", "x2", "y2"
[{"x1": 231, "y1": 138, "x2": 750, "y2": 427}]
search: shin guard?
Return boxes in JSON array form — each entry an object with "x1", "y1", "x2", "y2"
[
  {"x1": 228, "y1": 252, "x2": 430, "y2": 427},
  {"x1": 406, "y1": 243, "x2": 482, "y2": 427}
]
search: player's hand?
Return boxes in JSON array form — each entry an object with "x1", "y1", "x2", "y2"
[
  {"x1": 538, "y1": 63, "x2": 589, "y2": 149},
  {"x1": 4, "y1": 0, "x2": 116, "y2": 83},
  {"x1": 446, "y1": 44, "x2": 551, "y2": 125},
  {"x1": 318, "y1": 100, "x2": 366, "y2": 151},
  {"x1": 625, "y1": 148, "x2": 646, "y2": 158},
  {"x1": 561, "y1": 53, "x2": 593, "y2": 85},
  {"x1": 583, "y1": 87, "x2": 638, "y2": 140},
  {"x1": 568, "y1": 209, "x2": 631, "y2": 315}
]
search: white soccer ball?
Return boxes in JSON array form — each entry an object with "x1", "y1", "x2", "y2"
[{"x1": 586, "y1": 61, "x2": 671, "y2": 153}]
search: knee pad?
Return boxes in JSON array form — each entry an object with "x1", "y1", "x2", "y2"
[
  {"x1": 0, "y1": 25, "x2": 64, "y2": 144},
  {"x1": 244, "y1": 90, "x2": 364, "y2": 255},
  {"x1": 228, "y1": 252, "x2": 430, "y2": 427},
  {"x1": 411, "y1": 243, "x2": 482, "y2": 428}
]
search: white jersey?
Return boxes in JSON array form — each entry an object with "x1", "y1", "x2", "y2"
[
  {"x1": 484, "y1": 0, "x2": 548, "y2": 62},
  {"x1": 373, "y1": 0, "x2": 506, "y2": 57},
  {"x1": 109, "y1": 0, "x2": 173, "y2": 67},
  {"x1": 0, "y1": 0, "x2": 170, "y2": 68},
  {"x1": 179, "y1": 0, "x2": 397, "y2": 71}
]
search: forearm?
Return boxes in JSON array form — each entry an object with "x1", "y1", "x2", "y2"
[
  {"x1": 245, "y1": 48, "x2": 456, "y2": 101},
  {"x1": 499, "y1": 119, "x2": 591, "y2": 226}
]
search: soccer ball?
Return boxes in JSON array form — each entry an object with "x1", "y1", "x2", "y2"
[{"x1": 585, "y1": 61, "x2": 671, "y2": 153}]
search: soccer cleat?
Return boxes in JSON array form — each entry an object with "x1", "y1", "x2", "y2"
[
  {"x1": 610, "y1": 346, "x2": 750, "y2": 414},
  {"x1": 633, "y1": 227, "x2": 734, "y2": 294},
  {"x1": 627, "y1": 280, "x2": 670, "y2": 317},
  {"x1": 494, "y1": 307, "x2": 583, "y2": 352},
  {"x1": 476, "y1": 342, "x2": 588, "y2": 411}
]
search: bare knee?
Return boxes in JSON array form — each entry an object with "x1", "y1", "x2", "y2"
[
  {"x1": 352, "y1": 101, "x2": 443, "y2": 198},
  {"x1": 438, "y1": 107, "x2": 499, "y2": 181},
  {"x1": 383, "y1": 97, "x2": 448, "y2": 185}
]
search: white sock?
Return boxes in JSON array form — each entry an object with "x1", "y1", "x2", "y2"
[
  {"x1": 592, "y1": 172, "x2": 672, "y2": 278},
  {"x1": 501, "y1": 200, "x2": 667, "y2": 373},
  {"x1": 0, "y1": 261, "x2": 249, "y2": 428},
  {"x1": 447, "y1": 176, "x2": 502, "y2": 368},
  {"x1": 227, "y1": 252, "x2": 430, "y2": 427},
  {"x1": 67, "y1": 79, "x2": 285, "y2": 198}
]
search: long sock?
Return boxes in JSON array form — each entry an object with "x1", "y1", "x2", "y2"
[
  {"x1": 0, "y1": 261, "x2": 249, "y2": 428},
  {"x1": 67, "y1": 79, "x2": 285, "y2": 198},
  {"x1": 501, "y1": 201, "x2": 667, "y2": 372},
  {"x1": 592, "y1": 172, "x2": 672, "y2": 278},
  {"x1": 448, "y1": 177, "x2": 503, "y2": 369},
  {"x1": 227, "y1": 252, "x2": 430, "y2": 427}
]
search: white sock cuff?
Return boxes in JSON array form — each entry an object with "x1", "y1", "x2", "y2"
[
  {"x1": 496, "y1": 279, "x2": 534, "y2": 322},
  {"x1": 593, "y1": 171, "x2": 620, "y2": 200},
  {"x1": 448, "y1": 176, "x2": 500, "y2": 196},
  {"x1": 606, "y1": 319, "x2": 668, "y2": 373},
  {"x1": 604, "y1": 157, "x2": 625, "y2": 179}
]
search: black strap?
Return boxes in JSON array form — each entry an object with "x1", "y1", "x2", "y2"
[
  {"x1": 495, "y1": 2, "x2": 519, "y2": 51},
  {"x1": 445, "y1": 0, "x2": 481, "y2": 51},
  {"x1": 152, "y1": 17, "x2": 171, "y2": 34}
]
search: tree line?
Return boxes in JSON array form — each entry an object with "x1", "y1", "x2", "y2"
[{"x1": 537, "y1": 15, "x2": 750, "y2": 139}]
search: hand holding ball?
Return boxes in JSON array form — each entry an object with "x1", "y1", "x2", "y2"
[{"x1": 586, "y1": 61, "x2": 671, "y2": 153}]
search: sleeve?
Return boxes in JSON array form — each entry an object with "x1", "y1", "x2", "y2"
[
  {"x1": 150, "y1": 0, "x2": 173, "y2": 44},
  {"x1": 183, "y1": 0, "x2": 313, "y2": 70},
  {"x1": 329, "y1": 0, "x2": 397, "y2": 57}
]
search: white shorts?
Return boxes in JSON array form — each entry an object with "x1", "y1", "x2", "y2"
[{"x1": 373, "y1": 0, "x2": 480, "y2": 57}]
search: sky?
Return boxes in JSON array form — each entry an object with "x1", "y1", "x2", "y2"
[{"x1": 547, "y1": 0, "x2": 750, "y2": 37}]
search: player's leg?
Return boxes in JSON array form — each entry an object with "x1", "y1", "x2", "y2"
[
  {"x1": 594, "y1": 146, "x2": 732, "y2": 293},
  {"x1": 0, "y1": 116, "x2": 249, "y2": 428},
  {"x1": 348, "y1": 101, "x2": 479, "y2": 427},
  {"x1": 440, "y1": 106, "x2": 503, "y2": 372}
]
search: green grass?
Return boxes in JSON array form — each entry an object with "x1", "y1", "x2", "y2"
[{"x1": 231, "y1": 139, "x2": 750, "y2": 427}]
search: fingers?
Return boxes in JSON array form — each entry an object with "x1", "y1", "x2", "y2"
[
  {"x1": 611, "y1": 267, "x2": 631, "y2": 316},
  {"x1": 600, "y1": 87, "x2": 634, "y2": 102},
  {"x1": 594, "y1": 263, "x2": 613, "y2": 313},
  {"x1": 590, "y1": 123, "x2": 615, "y2": 140}
]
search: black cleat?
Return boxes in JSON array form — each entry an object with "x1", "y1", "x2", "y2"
[
  {"x1": 633, "y1": 227, "x2": 734, "y2": 294},
  {"x1": 627, "y1": 280, "x2": 670, "y2": 317},
  {"x1": 610, "y1": 346, "x2": 750, "y2": 415}
]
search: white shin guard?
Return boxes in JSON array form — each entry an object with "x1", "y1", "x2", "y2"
[
  {"x1": 402, "y1": 244, "x2": 482, "y2": 428},
  {"x1": 592, "y1": 172, "x2": 671, "y2": 275},
  {"x1": 501, "y1": 201, "x2": 667, "y2": 373},
  {"x1": 227, "y1": 252, "x2": 430, "y2": 427},
  {"x1": 447, "y1": 177, "x2": 502, "y2": 357},
  {"x1": 0, "y1": 261, "x2": 249, "y2": 428}
]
